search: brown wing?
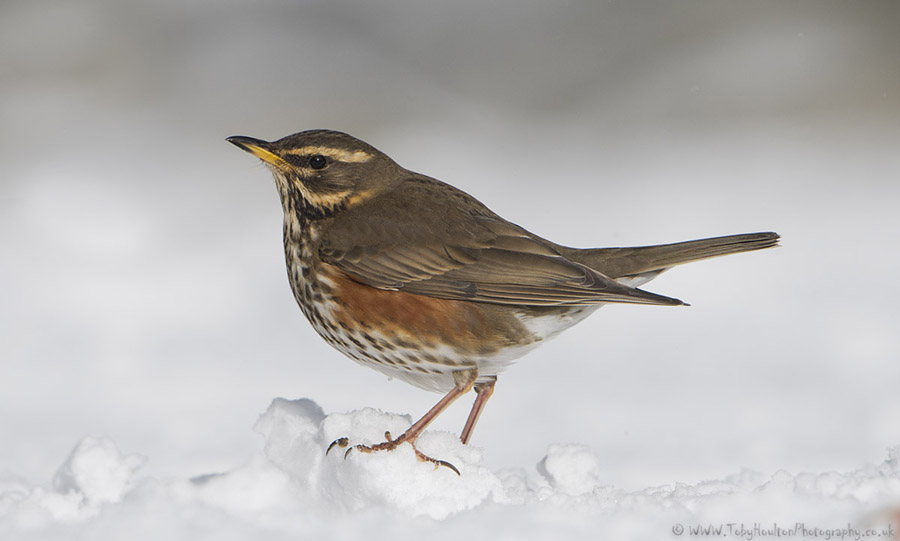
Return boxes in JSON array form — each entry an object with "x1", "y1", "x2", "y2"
[
  {"x1": 319, "y1": 176, "x2": 683, "y2": 307},
  {"x1": 554, "y1": 232, "x2": 780, "y2": 279}
]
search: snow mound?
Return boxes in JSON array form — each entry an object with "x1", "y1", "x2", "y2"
[
  {"x1": 52, "y1": 436, "x2": 147, "y2": 509},
  {"x1": 3, "y1": 397, "x2": 900, "y2": 539},
  {"x1": 537, "y1": 444, "x2": 603, "y2": 496},
  {"x1": 255, "y1": 398, "x2": 504, "y2": 519}
]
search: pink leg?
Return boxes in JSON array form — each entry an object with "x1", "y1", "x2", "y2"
[
  {"x1": 460, "y1": 376, "x2": 496, "y2": 445},
  {"x1": 393, "y1": 369, "x2": 477, "y2": 445}
]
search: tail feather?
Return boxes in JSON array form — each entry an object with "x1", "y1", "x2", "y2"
[{"x1": 560, "y1": 232, "x2": 780, "y2": 280}]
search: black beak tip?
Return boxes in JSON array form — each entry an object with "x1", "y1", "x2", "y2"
[{"x1": 226, "y1": 135, "x2": 268, "y2": 151}]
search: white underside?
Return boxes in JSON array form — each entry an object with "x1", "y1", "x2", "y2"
[
  {"x1": 311, "y1": 272, "x2": 653, "y2": 393},
  {"x1": 328, "y1": 305, "x2": 602, "y2": 393}
]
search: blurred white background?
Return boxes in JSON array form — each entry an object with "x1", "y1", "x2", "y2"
[{"x1": 2, "y1": 0, "x2": 898, "y2": 490}]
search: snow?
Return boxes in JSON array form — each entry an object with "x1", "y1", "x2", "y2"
[
  {"x1": 51, "y1": 437, "x2": 146, "y2": 510},
  {"x1": 3, "y1": 398, "x2": 899, "y2": 539},
  {"x1": 3, "y1": 1, "x2": 900, "y2": 539}
]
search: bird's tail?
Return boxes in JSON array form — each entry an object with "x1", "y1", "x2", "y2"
[{"x1": 561, "y1": 232, "x2": 780, "y2": 281}]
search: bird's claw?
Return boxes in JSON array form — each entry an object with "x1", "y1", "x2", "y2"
[
  {"x1": 419, "y1": 452, "x2": 460, "y2": 475},
  {"x1": 326, "y1": 437, "x2": 350, "y2": 456},
  {"x1": 325, "y1": 431, "x2": 460, "y2": 475}
]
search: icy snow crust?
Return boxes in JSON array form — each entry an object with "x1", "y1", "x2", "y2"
[{"x1": 3, "y1": 398, "x2": 900, "y2": 539}]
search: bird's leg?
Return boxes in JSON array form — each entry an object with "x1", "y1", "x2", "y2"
[
  {"x1": 327, "y1": 369, "x2": 478, "y2": 474},
  {"x1": 459, "y1": 376, "x2": 497, "y2": 445},
  {"x1": 388, "y1": 369, "x2": 477, "y2": 447}
]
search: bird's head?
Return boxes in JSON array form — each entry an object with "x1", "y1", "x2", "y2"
[{"x1": 227, "y1": 129, "x2": 401, "y2": 218}]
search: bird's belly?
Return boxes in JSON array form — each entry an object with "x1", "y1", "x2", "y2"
[
  {"x1": 293, "y1": 261, "x2": 601, "y2": 393},
  {"x1": 313, "y1": 304, "x2": 600, "y2": 394},
  {"x1": 292, "y1": 263, "x2": 531, "y2": 392}
]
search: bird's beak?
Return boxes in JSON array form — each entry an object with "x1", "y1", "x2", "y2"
[{"x1": 226, "y1": 135, "x2": 287, "y2": 168}]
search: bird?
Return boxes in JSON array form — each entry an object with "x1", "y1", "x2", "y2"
[{"x1": 227, "y1": 129, "x2": 779, "y2": 472}]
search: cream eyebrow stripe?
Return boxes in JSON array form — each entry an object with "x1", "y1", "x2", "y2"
[{"x1": 283, "y1": 146, "x2": 373, "y2": 163}]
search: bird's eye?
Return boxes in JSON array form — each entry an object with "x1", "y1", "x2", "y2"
[{"x1": 308, "y1": 155, "x2": 328, "y2": 170}]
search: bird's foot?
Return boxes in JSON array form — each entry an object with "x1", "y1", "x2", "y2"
[{"x1": 326, "y1": 431, "x2": 459, "y2": 475}]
